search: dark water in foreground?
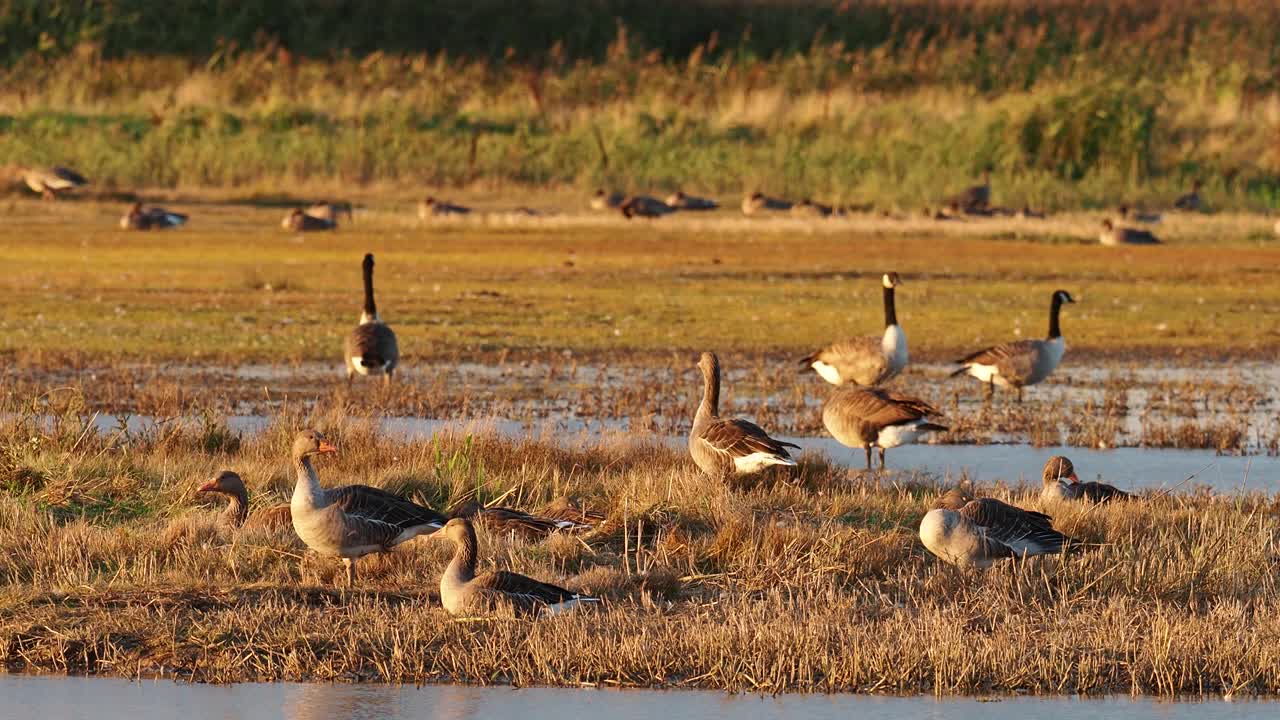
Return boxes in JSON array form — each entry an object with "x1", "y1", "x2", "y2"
[{"x1": 1, "y1": 675, "x2": 1277, "y2": 720}]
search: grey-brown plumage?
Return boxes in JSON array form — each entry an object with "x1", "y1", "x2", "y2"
[
  {"x1": 1040, "y1": 456, "x2": 1130, "y2": 504},
  {"x1": 590, "y1": 189, "x2": 625, "y2": 210},
  {"x1": 438, "y1": 517, "x2": 600, "y2": 617},
  {"x1": 920, "y1": 487, "x2": 1075, "y2": 567},
  {"x1": 344, "y1": 253, "x2": 399, "y2": 385},
  {"x1": 1099, "y1": 219, "x2": 1160, "y2": 246},
  {"x1": 288, "y1": 430, "x2": 446, "y2": 585},
  {"x1": 741, "y1": 191, "x2": 793, "y2": 215},
  {"x1": 951, "y1": 290, "x2": 1074, "y2": 402},
  {"x1": 802, "y1": 272, "x2": 908, "y2": 387},
  {"x1": 198, "y1": 470, "x2": 292, "y2": 531},
  {"x1": 282, "y1": 208, "x2": 336, "y2": 231},
  {"x1": 620, "y1": 194, "x2": 676, "y2": 219},
  {"x1": 689, "y1": 352, "x2": 799, "y2": 480},
  {"x1": 665, "y1": 191, "x2": 718, "y2": 210},
  {"x1": 537, "y1": 497, "x2": 607, "y2": 527},
  {"x1": 952, "y1": 169, "x2": 991, "y2": 212},
  {"x1": 1174, "y1": 180, "x2": 1202, "y2": 211},
  {"x1": 822, "y1": 386, "x2": 946, "y2": 470},
  {"x1": 790, "y1": 198, "x2": 836, "y2": 218},
  {"x1": 1117, "y1": 205, "x2": 1161, "y2": 224},
  {"x1": 418, "y1": 196, "x2": 471, "y2": 218},
  {"x1": 305, "y1": 201, "x2": 353, "y2": 224},
  {"x1": 449, "y1": 499, "x2": 593, "y2": 539},
  {"x1": 120, "y1": 202, "x2": 188, "y2": 230},
  {"x1": 19, "y1": 166, "x2": 88, "y2": 200}
]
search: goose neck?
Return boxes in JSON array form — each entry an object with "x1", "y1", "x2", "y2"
[
  {"x1": 695, "y1": 360, "x2": 720, "y2": 425},
  {"x1": 1048, "y1": 295, "x2": 1064, "y2": 339},
  {"x1": 362, "y1": 261, "x2": 377, "y2": 318},
  {"x1": 222, "y1": 488, "x2": 249, "y2": 527},
  {"x1": 446, "y1": 524, "x2": 478, "y2": 584},
  {"x1": 882, "y1": 284, "x2": 898, "y2": 328},
  {"x1": 292, "y1": 455, "x2": 324, "y2": 508}
]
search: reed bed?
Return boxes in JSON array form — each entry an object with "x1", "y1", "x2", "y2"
[{"x1": 1, "y1": 405, "x2": 1280, "y2": 693}]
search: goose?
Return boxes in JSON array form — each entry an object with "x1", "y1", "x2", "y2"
[
  {"x1": 437, "y1": 517, "x2": 601, "y2": 617},
  {"x1": 802, "y1": 272, "x2": 908, "y2": 386},
  {"x1": 120, "y1": 202, "x2": 188, "y2": 230},
  {"x1": 288, "y1": 429, "x2": 446, "y2": 585},
  {"x1": 418, "y1": 196, "x2": 471, "y2": 218},
  {"x1": 741, "y1": 191, "x2": 793, "y2": 215},
  {"x1": 17, "y1": 166, "x2": 88, "y2": 200},
  {"x1": 619, "y1": 195, "x2": 676, "y2": 219},
  {"x1": 449, "y1": 499, "x2": 594, "y2": 539},
  {"x1": 919, "y1": 487, "x2": 1075, "y2": 567},
  {"x1": 790, "y1": 198, "x2": 835, "y2": 218},
  {"x1": 953, "y1": 169, "x2": 991, "y2": 212},
  {"x1": 665, "y1": 191, "x2": 718, "y2": 211},
  {"x1": 197, "y1": 470, "x2": 292, "y2": 531},
  {"x1": 1173, "y1": 180, "x2": 1202, "y2": 211},
  {"x1": 689, "y1": 351, "x2": 800, "y2": 480},
  {"x1": 305, "y1": 201, "x2": 353, "y2": 224},
  {"x1": 537, "y1": 497, "x2": 607, "y2": 527},
  {"x1": 1099, "y1": 219, "x2": 1160, "y2": 246},
  {"x1": 1040, "y1": 456, "x2": 1130, "y2": 503},
  {"x1": 1118, "y1": 205, "x2": 1161, "y2": 224},
  {"x1": 822, "y1": 387, "x2": 947, "y2": 470},
  {"x1": 1015, "y1": 205, "x2": 1046, "y2": 220},
  {"x1": 951, "y1": 289, "x2": 1075, "y2": 402},
  {"x1": 590, "y1": 189, "x2": 625, "y2": 210},
  {"x1": 282, "y1": 208, "x2": 336, "y2": 231},
  {"x1": 344, "y1": 253, "x2": 399, "y2": 384}
]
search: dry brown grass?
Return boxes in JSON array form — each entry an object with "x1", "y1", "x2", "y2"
[{"x1": 2, "y1": 406, "x2": 1280, "y2": 694}]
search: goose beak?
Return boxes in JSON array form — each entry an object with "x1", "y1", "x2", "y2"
[
  {"x1": 197, "y1": 480, "x2": 217, "y2": 493},
  {"x1": 318, "y1": 440, "x2": 338, "y2": 454},
  {"x1": 1068, "y1": 473, "x2": 1080, "y2": 484}
]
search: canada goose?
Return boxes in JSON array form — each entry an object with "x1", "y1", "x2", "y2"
[
  {"x1": 197, "y1": 470, "x2": 292, "y2": 531},
  {"x1": 344, "y1": 253, "x2": 399, "y2": 384},
  {"x1": 802, "y1": 272, "x2": 908, "y2": 387},
  {"x1": 288, "y1": 430, "x2": 446, "y2": 585},
  {"x1": 16, "y1": 166, "x2": 88, "y2": 200},
  {"x1": 1173, "y1": 180, "x2": 1202, "y2": 211},
  {"x1": 1099, "y1": 219, "x2": 1160, "y2": 246},
  {"x1": 619, "y1": 195, "x2": 676, "y2": 219},
  {"x1": 953, "y1": 169, "x2": 991, "y2": 212},
  {"x1": 305, "y1": 201, "x2": 353, "y2": 224},
  {"x1": 590, "y1": 189, "x2": 625, "y2": 210},
  {"x1": 282, "y1": 208, "x2": 336, "y2": 231},
  {"x1": 449, "y1": 499, "x2": 593, "y2": 539},
  {"x1": 1040, "y1": 456, "x2": 1130, "y2": 503},
  {"x1": 951, "y1": 289, "x2": 1075, "y2": 402},
  {"x1": 120, "y1": 202, "x2": 188, "y2": 230},
  {"x1": 822, "y1": 387, "x2": 947, "y2": 470},
  {"x1": 665, "y1": 191, "x2": 718, "y2": 211},
  {"x1": 689, "y1": 352, "x2": 800, "y2": 480},
  {"x1": 919, "y1": 487, "x2": 1075, "y2": 567},
  {"x1": 1118, "y1": 205, "x2": 1161, "y2": 224},
  {"x1": 437, "y1": 517, "x2": 601, "y2": 617},
  {"x1": 418, "y1": 196, "x2": 471, "y2": 219},
  {"x1": 790, "y1": 198, "x2": 835, "y2": 218},
  {"x1": 741, "y1": 191, "x2": 793, "y2": 215}
]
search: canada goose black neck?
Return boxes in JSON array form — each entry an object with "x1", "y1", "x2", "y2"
[
  {"x1": 1048, "y1": 291, "x2": 1068, "y2": 339},
  {"x1": 361, "y1": 253, "x2": 377, "y2": 319},
  {"x1": 883, "y1": 284, "x2": 898, "y2": 328}
]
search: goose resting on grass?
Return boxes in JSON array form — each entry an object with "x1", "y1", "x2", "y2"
[
  {"x1": 418, "y1": 196, "x2": 471, "y2": 218},
  {"x1": 344, "y1": 253, "x2": 400, "y2": 384},
  {"x1": 120, "y1": 202, "x2": 188, "y2": 230},
  {"x1": 198, "y1": 470, "x2": 292, "y2": 531},
  {"x1": 437, "y1": 517, "x2": 601, "y2": 617},
  {"x1": 665, "y1": 191, "x2": 718, "y2": 211},
  {"x1": 590, "y1": 189, "x2": 625, "y2": 210},
  {"x1": 1040, "y1": 456, "x2": 1130, "y2": 503},
  {"x1": 1099, "y1": 219, "x2": 1160, "y2": 246},
  {"x1": 537, "y1": 497, "x2": 607, "y2": 527},
  {"x1": 689, "y1": 351, "x2": 800, "y2": 480},
  {"x1": 17, "y1": 165, "x2": 88, "y2": 200},
  {"x1": 282, "y1": 208, "x2": 336, "y2": 231},
  {"x1": 289, "y1": 430, "x2": 446, "y2": 585},
  {"x1": 741, "y1": 191, "x2": 793, "y2": 215},
  {"x1": 620, "y1": 194, "x2": 676, "y2": 219},
  {"x1": 305, "y1": 201, "x2": 353, "y2": 224},
  {"x1": 802, "y1": 272, "x2": 908, "y2": 386},
  {"x1": 449, "y1": 499, "x2": 594, "y2": 539},
  {"x1": 951, "y1": 289, "x2": 1075, "y2": 402},
  {"x1": 822, "y1": 387, "x2": 947, "y2": 470},
  {"x1": 919, "y1": 487, "x2": 1076, "y2": 567}
]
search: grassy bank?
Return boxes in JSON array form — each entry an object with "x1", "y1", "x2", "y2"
[
  {"x1": 1, "y1": 410, "x2": 1279, "y2": 693},
  {"x1": 4, "y1": 2, "x2": 1280, "y2": 207}
]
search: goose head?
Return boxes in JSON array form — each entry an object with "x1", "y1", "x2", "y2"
[
  {"x1": 933, "y1": 487, "x2": 975, "y2": 510},
  {"x1": 199, "y1": 469, "x2": 247, "y2": 496},
  {"x1": 1053, "y1": 289, "x2": 1076, "y2": 305},
  {"x1": 292, "y1": 429, "x2": 337, "y2": 460},
  {"x1": 441, "y1": 516, "x2": 476, "y2": 545},
  {"x1": 1042, "y1": 456, "x2": 1078, "y2": 488},
  {"x1": 1101, "y1": 219, "x2": 1115, "y2": 231},
  {"x1": 882, "y1": 272, "x2": 901, "y2": 289},
  {"x1": 671, "y1": 191, "x2": 686, "y2": 202},
  {"x1": 696, "y1": 351, "x2": 719, "y2": 377}
]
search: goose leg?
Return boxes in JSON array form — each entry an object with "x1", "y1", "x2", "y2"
[
  {"x1": 878, "y1": 447, "x2": 887, "y2": 470},
  {"x1": 382, "y1": 369, "x2": 392, "y2": 387},
  {"x1": 343, "y1": 558, "x2": 357, "y2": 586},
  {"x1": 985, "y1": 379, "x2": 994, "y2": 403},
  {"x1": 1017, "y1": 387, "x2": 1024, "y2": 404},
  {"x1": 864, "y1": 445, "x2": 873, "y2": 471}
]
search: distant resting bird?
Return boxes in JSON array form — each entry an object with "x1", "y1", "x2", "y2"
[
  {"x1": 665, "y1": 191, "x2": 718, "y2": 210},
  {"x1": 449, "y1": 498, "x2": 594, "y2": 539},
  {"x1": 18, "y1": 166, "x2": 89, "y2": 200},
  {"x1": 1173, "y1": 181, "x2": 1202, "y2": 211},
  {"x1": 951, "y1": 169, "x2": 991, "y2": 212},
  {"x1": 418, "y1": 196, "x2": 471, "y2": 218},
  {"x1": 689, "y1": 351, "x2": 800, "y2": 480},
  {"x1": 305, "y1": 201, "x2": 353, "y2": 224},
  {"x1": 1099, "y1": 219, "x2": 1160, "y2": 245},
  {"x1": 620, "y1": 195, "x2": 676, "y2": 219},
  {"x1": 590, "y1": 189, "x2": 625, "y2": 210},
  {"x1": 919, "y1": 487, "x2": 1076, "y2": 567},
  {"x1": 741, "y1": 191, "x2": 793, "y2": 215},
  {"x1": 790, "y1": 198, "x2": 835, "y2": 218},
  {"x1": 120, "y1": 202, "x2": 188, "y2": 230},
  {"x1": 1040, "y1": 456, "x2": 1130, "y2": 503},
  {"x1": 282, "y1": 208, "x2": 336, "y2": 231}
]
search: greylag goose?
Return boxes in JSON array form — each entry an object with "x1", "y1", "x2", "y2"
[
  {"x1": 344, "y1": 253, "x2": 399, "y2": 384},
  {"x1": 619, "y1": 195, "x2": 676, "y2": 219},
  {"x1": 198, "y1": 470, "x2": 292, "y2": 531},
  {"x1": 1099, "y1": 219, "x2": 1160, "y2": 245},
  {"x1": 1041, "y1": 456, "x2": 1130, "y2": 503},
  {"x1": 282, "y1": 208, "x2": 336, "y2": 231},
  {"x1": 919, "y1": 487, "x2": 1075, "y2": 567},
  {"x1": 822, "y1": 387, "x2": 946, "y2": 470},
  {"x1": 449, "y1": 499, "x2": 593, "y2": 539},
  {"x1": 1118, "y1": 205, "x2": 1161, "y2": 224},
  {"x1": 438, "y1": 517, "x2": 600, "y2": 616},
  {"x1": 120, "y1": 202, "x2": 188, "y2": 230},
  {"x1": 305, "y1": 201, "x2": 353, "y2": 224},
  {"x1": 537, "y1": 497, "x2": 607, "y2": 527},
  {"x1": 665, "y1": 191, "x2": 718, "y2": 210},
  {"x1": 802, "y1": 272, "x2": 908, "y2": 386},
  {"x1": 418, "y1": 196, "x2": 471, "y2": 218},
  {"x1": 790, "y1": 198, "x2": 835, "y2": 218},
  {"x1": 951, "y1": 289, "x2": 1075, "y2": 402},
  {"x1": 289, "y1": 430, "x2": 446, "y2": 585},
  {"x1": 17, "y1": 166, "x2": 88, "y2": 200},
  {"x1": 741, "y1": 191, "x2": 793, "y2": 215},
  {"x1": 590, "y1": 189, "x2": 625, "y2": 210},
  {"x1": 689, "y1": 352, "x2": 800, "y2": 480},
  {"x1": 1173, "y1": 180, "x2": 1202, "y2": 211}
]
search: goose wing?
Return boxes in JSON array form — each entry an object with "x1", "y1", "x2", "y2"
[
  {"x1": 478, "y1": 506, "x2": 576, "y2": 536},
  {"x1": 471, "y1": 570, "x2": 585, "y2": 613},
  {"x1": 538, "y1": 497, "x2": 606, "y2": 527},
  {"x1": 697, "y1": 417, "x2": 800, "y2": 461},
  {"x1": 803, "y1": 336, "x2": 889, "y2": 385},
  {"x1": 1079, "y1": 482, "x2": 1130, "y2": 503},
  {"x1": 955, "y1": 339, "x2": 1040, "y2": 379},
  {"x1": 327, "y1": 484, "x2": 446, "y2": 531},
  {"x1": 826, "y1": 387, "x2": 937, "y2": 426},
  {"x1": 49, "y1": 166, "x2": 88, "y2": 187},
  {"x1": 960, "y1": 498, "x2": 1070, "y2": 554},
  {"x1": 345, "y1": 323, "x2": 399, "y2": 369}
]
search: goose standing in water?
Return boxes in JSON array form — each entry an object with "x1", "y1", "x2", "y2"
[
  {"x1": 689, "y1": 352, "x2": 800, "y2": 480},
  {"x1": 16, "y1": 166, "x2": 88, "y2": 200},
  {"x1": 282, "y1": 208, "x2": 336, "y2": 231},
  {"x1": 665, "y1": 191, "x2": 718, "y2": 211},
  {"x1": 1040, "y1": 456, "x2": 1130, "y2": 503},
  {"x1": 437, "y1": 517, "x2": 600, "y2": 617},
  {"x1": 919, "y1": 487, "x2": 1075, "y2": 567},
  {"x1": 951, "y1": 289, "x2": 1075, "y2": 402},
  {"x1": 344, "y1": 253, "x2": 400, "y2": 385},
  {"x1": 822, "y1": 387, "x2": 946, "y2": 470},
  {"x1": 289, "y1": 430, "x2": 446, "y2": 585},
  {"x1": 1099, "y1": 219, "x2": 1160, "y2": 246},
  {"x1": 120, "y1": 202, "x2": 188, "y2": 230},
  {"x1": 449, "y1": 499, "x2": 594, "y2": 539},
  {"x1": 198, "y1": 470, "x2": 292, "y2": 531},
  {"x1": 802, "y1": 272, "x2": 908, "y2": 386}
]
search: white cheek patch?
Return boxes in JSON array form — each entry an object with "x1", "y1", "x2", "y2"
[{"x1": 811, "y1": 361, "x2": 842, "y2": 385}]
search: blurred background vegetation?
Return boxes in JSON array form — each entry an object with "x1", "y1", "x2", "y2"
[{"x1": 2, "y1": 0, "x2": 1278, "y2": 209}]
